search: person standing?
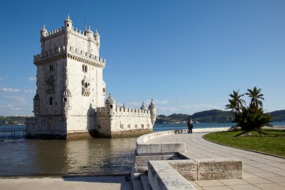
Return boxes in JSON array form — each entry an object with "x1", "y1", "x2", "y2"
[{"x1": 187, "y1": 118, "x2": 193, "y2": 133}]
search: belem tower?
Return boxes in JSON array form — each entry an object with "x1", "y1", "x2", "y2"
[{"x1": 26, "y1": 16, "x2": 156, "y2": 139}]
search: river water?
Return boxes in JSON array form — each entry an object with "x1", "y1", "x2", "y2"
[{"x1": 0, "y1": 122, "x2": 284, "y2": 176}]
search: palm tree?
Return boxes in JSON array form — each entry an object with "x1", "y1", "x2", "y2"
[
  {"x1": 246, "y1": 87, "x2": 264, "y2": 111},
  {"x1": 225, "y1": 90, "x2": 245, "y2": 113},
  {"x1": 226, "y1": 87, "x2": 272, "y2": 136}
]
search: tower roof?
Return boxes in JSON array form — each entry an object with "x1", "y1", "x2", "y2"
[
  {"x1": 65, "y1": 15, "x2": 72, "y2": 23},
  {"x1": 140, "y1": 101, "x2": 146, "y2": 110},
  {"x1": 41, "y1": 24, "x2": 47, "y2": 32},
  {"x1": 106, "y1": 93, "x2": 116, "y2": 105},
  {"x1": 148, "y1": 99, "x2": 155, "y2": 109}
]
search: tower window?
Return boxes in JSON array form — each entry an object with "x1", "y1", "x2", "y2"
[
  {"x1": 49, "y1": 97, "x2": 53, "y2": 105},
  {"x1": 82, "y1": 65, "x2": 88, "y2": 73},
  {"x1": 49, "y1": 64, "x2": 54, "y2": 72}
]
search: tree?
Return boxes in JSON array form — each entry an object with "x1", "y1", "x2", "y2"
[
  {"x1": 246, "y1": 87, "x2": 264, "y2": 112},
  {"x1": 226, "y1": 90, "x2": 245, "y2": 113},
  {"x1": 226, "y1": 87, "x2": 271, "y2": 135}
]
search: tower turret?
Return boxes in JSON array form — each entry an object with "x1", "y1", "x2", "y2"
[
  {"x1": 85, "y1": 25, "x2": 94, "y2": 38},
  {"x1": 94, "y1": 30, "x2": 100, "y2": 48},
  {"x1": 64, "y1": 15, "x2": 72, "y2": 31},
  {"x1": 40, "y1": 25, "x2": 48, "y2": 38},
  {"x1": 140, "y1": 101, "x2": 146, "y2": 110},
  {"x1": 148, "y1": 99, "x2": 156, "y2": 124},
  {"x1": 105, "y1": 94, "x2": 116, "y2": 115},
  {"x1": 33, "y1": 93, "x2": 40, "y2": 116}
]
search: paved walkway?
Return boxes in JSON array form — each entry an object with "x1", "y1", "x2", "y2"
[
  {"x1": 148, "y1": 132, "x2": 285, "y2": 190},
  {"x1": 0, "y1": 176, "x2": 132, "y2": 190}
]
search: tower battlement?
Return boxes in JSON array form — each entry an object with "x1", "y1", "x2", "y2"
[
  {"x1": 96, "y1": 106, "x2": 150, "y2": 115},
  {"x1": 34, "y1": 45, "x2": 106, "y2": 67},
  {"x1": 44, "y1": 27, "x2": 65, "y2": 38},
  {"x1": 42, "y1": 26, "x2": 99, "y2": 41}
]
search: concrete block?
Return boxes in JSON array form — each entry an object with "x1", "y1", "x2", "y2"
[
  {"x1": 136, "y1": 144, "x2": 162, "y2": 155},
  {"x1": 168, "y1": 160, "x2": 198, "y2": 181},
  {"x1": 197, "y1": 158, "x2": 242, "y2": 180},
  {"x1": 148, "y1": 161, "x2": 195, "y2": 190},
  {"x1": 161, "y1": 143, "x2": 186, "y2": 154},
  {"x1": 136, "y1": 143, "x2": 185, "y2": 155},
  {"x1": 134, "y1": 155, "x2": 164, "y2": 172}
]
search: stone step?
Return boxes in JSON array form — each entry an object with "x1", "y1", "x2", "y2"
[
  {"x1": 140, "y1": 174, "x2": 152, "y2": 190},
  {"x1": 132, "y1": 177, "x2": 144, "y2": 190}
]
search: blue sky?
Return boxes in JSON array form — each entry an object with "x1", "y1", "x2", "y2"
[{"x1": 0, "y1": 0, "x2": 284, "y2": 116}]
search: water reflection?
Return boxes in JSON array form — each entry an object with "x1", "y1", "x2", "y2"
[{"x1": 0, "y1": 138, "x2": 137, "y2": 176}]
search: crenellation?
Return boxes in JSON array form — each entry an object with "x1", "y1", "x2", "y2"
[{"x1": 34, "y1": 45, "x2": 105, "y2": 66}]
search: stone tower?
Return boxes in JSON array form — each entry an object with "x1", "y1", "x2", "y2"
[{"x1": 26, "y1": 16, "x2": 106, "y2": 139}]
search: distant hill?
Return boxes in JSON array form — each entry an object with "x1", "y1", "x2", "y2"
[
  {"x1": 191, "y1": 110, "x2": 233, "y2": 123},
  {"x1": 0, "y1": 116, "x2": 26, "y2": 126},
  {"x1": 156, "y1": 109, "x2": 285, "y2": 124},
  {"x1": 269, "y1": 110, "x2": 285, "y2": 122}
]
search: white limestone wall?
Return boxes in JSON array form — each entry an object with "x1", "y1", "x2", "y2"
[
  {"x1": 36, "y1": 58, "x2": 66, "y2": 116},
  {"x1": 95, "y1": 107, "x2": 153, "y2": 137},
  {"x1": 67, "y1": 59, "x2": 98, "y2": 114},
  {"x1": 65, "y1": 56, "x2": 105, "y2": 132},
  {"x1": 95, "y1": 112, "x2": 111, "y2": 136},
  {"x1": 95, "y1": 67, "x2": 106, "y2": 107},
  {"x1": 68, "y1": 30, "x2": 99, "y2": 56},
  {"x1": 27, "y1": 116, "x2": 66, "y2": 136},
  {"x1": 41, "y1": 32, "x2": 65, "y2": 54},
  {"x1": 111, "y1": 112, "x2": 152, "y2": 132},
  {"x1": 66, "y1": 114, "x2": 96, "y2": 132}
]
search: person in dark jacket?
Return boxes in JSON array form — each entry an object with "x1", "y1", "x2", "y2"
[{"x1": 187, "y1": 118, "x2": 193, "y2": 133}]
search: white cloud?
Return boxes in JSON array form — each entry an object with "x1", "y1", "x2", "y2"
[
  {"x1": 0, "y1": 87, "x2": 20, "y2": 93},
  {"x1": 117, "y1": 101, "x2": 141, "y2": 108},
  {"x1": 24, "y1": 89, "x2": 35, "y2": 94},
  {"x1": 157, "y1": 106, "x2": 178, "y2": 113},
  {"x1": 5, "y1": 96, "x2": 27, "y2": 106},
  {"x1": 28, "y1": 76, "x2": 36, "y2": 81},
  {"x1": 155, "y1": 100, "x2": 170, "y2": 105},
  {"x1": 0, "y1": 104, "x2": 20, "y2": 113}
]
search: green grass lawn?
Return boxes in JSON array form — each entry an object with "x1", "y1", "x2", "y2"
[{"x1": 203, "y1": 129, "x2": 285, "y2": 158}]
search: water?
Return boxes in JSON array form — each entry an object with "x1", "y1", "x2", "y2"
[
  {"x1": 0, "y1": 122, "x2": 284, "y2": 176},
  {"x1": 0, "y1": 137, "x2": 137, "y2": 176}
]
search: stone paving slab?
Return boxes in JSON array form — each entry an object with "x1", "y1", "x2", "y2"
[
  {"x1": 0, "y1": 176, "x2": 133, "y2": 190},
  {"x1": 148, "y1": 132, "x2": 285, "y2": 190}
]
